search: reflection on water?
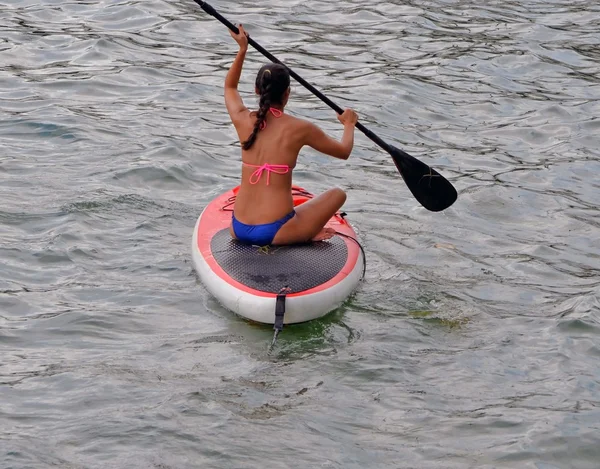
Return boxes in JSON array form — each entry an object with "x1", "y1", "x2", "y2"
[{"x1": 1, "y1": 0, "x2": 599, "y2": 467}]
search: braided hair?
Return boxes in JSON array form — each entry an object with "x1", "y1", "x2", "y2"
[{"x1": 242, "y1": 63, "x2": 291, "y2": 151}]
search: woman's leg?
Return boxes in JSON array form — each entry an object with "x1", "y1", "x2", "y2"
[{"x1": 272, "y1": 187, "x2": 346, "y2": 245}]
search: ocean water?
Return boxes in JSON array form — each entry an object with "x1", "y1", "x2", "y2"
[{"x1": 1, "y1": 0, "x2": 599, "y2": 468}]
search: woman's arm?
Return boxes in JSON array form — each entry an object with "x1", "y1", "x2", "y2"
[
  {"x1": 303, "y1": 109, "x2": 359, "y2": 160},
  {"x1": 224, "y1": 25, "x2": 249, "y2": 124}
]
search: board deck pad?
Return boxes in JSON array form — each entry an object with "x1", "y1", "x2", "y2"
[{"x1": 210, "y1": 229, "x2": 348, "y2": 294}]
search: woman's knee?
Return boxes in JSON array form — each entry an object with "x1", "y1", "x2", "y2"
[{"x1": 328, "y1": 187, "x2": 346, "y2": 204}]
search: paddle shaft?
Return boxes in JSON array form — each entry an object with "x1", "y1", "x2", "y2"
[{"x1": 195, "y1": 0, "x2": 394, "y2": 154}]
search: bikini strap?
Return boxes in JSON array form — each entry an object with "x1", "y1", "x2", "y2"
[
  {"x1": 243, "y1": 162, "x2": 290, "y2": 185},
  {"x1": 259, "y1": 107, "x2": 284, "y2": 130}
]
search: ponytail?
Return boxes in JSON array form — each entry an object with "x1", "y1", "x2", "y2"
[
  {"x1": 241, "y1": 64, "x2": 290, "y2": 151},
  {"x1": 242, "y1": 69, "x2": 272, "y2": 150}
]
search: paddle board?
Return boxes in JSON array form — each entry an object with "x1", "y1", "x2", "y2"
[{"x1": 192, "y1": 185, "x2": 364, "y2": 324}]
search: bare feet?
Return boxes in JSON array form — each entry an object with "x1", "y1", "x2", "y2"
[{"x1": 311, "y1": 227, "x2": 337, "y2": 242}]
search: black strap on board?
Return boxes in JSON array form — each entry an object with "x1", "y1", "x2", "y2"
[
  {"x1": 269, "y1": 287, "x2": 291, "y2": 353},
  {"x1": 274, "y1": 287, "x2": 291, "y2": 332}
]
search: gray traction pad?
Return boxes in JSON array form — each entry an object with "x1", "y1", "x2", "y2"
[{"x1": 210, "y1": 229, "x2": 348, "y2": 294}]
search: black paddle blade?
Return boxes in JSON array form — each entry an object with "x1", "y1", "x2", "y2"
[{"x1": 389, "y1": 146, "x2": 457, "y2": 212}]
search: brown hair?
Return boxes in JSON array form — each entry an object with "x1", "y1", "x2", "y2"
[{"x1": 242, "y1": 63, "x2": 291, "y2": 150}]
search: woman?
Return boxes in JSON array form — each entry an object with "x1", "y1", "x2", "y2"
[{"x1": 225, "y1": 25, "x2": 359, "y2": 246}]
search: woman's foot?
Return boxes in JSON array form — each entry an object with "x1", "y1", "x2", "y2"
[{"x1": 311, "y1": 227, "x2": 336, "y2": 242}]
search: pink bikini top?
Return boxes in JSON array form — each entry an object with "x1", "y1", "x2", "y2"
[
  {"x1": 243, "y1": 107, "x2": 290, "y2": 185},
  {"x1": 243, "y1": 162, "x2": 290, "y2": 185},
  {"x1": 259, "y1": 107, "x2": 283, "y2": 130}
]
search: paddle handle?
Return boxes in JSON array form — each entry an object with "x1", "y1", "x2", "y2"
[{"x1": 195, "y1": 0, "x2": 392, "y2": 153}]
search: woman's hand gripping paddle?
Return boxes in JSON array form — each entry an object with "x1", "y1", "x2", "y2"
[{"x1": 193, "y1": 0, "x2": 458, "y2": 212}]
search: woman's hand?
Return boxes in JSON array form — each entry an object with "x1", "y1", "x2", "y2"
[
  {"x1": 337, "y1": 109, "x2": 359, "y2": 127},
  {"x1": 229, "y1": 24, "x2": 249, "y2": 51}
]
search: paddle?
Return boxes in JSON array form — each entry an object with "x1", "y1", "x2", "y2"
[{"x1": 193, "y1": 0, "x2": 458, "y2": 212}]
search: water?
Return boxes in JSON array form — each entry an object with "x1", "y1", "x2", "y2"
[{"x1": 1, "y1": 0, "x2": 599, "y2": 467}]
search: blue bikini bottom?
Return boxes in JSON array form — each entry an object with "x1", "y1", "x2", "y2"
[{"x1": 231, "y1": 210, "x2": 296, "y2": 246}]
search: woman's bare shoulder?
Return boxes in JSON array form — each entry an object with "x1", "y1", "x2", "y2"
[{"x1": 285, "y1": 114, "x2": 315, "y2": 133}]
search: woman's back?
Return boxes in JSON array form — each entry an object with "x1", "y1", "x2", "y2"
[{"x1": 234, "y1": 110, "x2": 305, "y2": 224}]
